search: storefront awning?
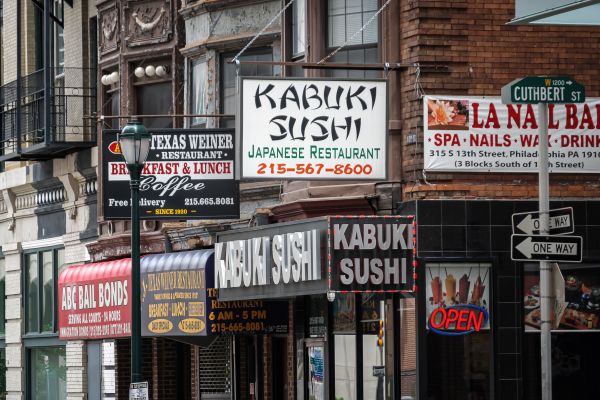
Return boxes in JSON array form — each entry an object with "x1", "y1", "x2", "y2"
[
  {"x1": 58, "y1": 259, "x2": 132, "y2": 340},
  {"x1": 141, "y1": 250, "x2": 217, "y2": 347}
]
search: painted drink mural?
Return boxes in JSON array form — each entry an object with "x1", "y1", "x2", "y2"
[
  {"x1": 426, "y1": 263, "x2": 491, "y2": 335},
  {"x1": 424, "y1": 96, "x2": 600, "y2": 172}
]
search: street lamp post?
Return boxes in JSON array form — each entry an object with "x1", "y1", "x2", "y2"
[{"x1": 119, "y1": 120, "x2": 151, "y2": 385}]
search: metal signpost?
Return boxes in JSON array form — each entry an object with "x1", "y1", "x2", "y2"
[{"x1": 503, "y1": 76, "x2": 585, "y2": 400}]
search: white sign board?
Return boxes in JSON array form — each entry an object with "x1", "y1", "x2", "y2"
[
  {"x1": 423, "y1": 96, "x2": 600, "y2": 172},
  {"x1": 241, "y1": 78, "x2": 388, "y2": 180},
  {"x1": 129, "y1": 382, "x2": 149, "y2": 400}
]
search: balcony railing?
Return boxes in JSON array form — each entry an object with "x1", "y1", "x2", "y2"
[{"x1": 0, "y1": 67, "x2": 97, "y2": 161}]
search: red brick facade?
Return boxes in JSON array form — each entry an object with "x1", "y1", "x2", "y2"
[{"x1": 399, "y1": 0, "x2": 600, "y2": 200}]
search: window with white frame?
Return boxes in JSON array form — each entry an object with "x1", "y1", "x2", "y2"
[
  {"x1": 189, "y1": 58, "x2": 207, "y2": 128},
  {"x1": 292, "y1": 0, "x2": 306, "y2": 57},
  {"x1": 327, "y1": 0, "x2": 379, "y2": 78}
]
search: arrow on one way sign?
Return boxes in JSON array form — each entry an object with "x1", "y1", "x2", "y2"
[
  {"x1": 512, "y1": 207, "x2": 574, "y2": 235},
  {"x1": 511, "y1": 234, "x2": 582, "y2": 262}
]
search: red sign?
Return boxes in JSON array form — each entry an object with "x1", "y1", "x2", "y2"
[
  {"x1": 428, "y1": 304, "x2": 489, "y2": 336},
  {"x1": 58, "y1": 259, "x2": 132, "y2": 340}
]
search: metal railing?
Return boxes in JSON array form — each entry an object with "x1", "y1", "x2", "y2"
[{"x1": 0, "y1": 67, "x2": 97, "y2": 158}]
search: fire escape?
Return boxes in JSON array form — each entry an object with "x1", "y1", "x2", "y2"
[{"x1": 0, "y1": 0, "x2": 96, "y2": 161}]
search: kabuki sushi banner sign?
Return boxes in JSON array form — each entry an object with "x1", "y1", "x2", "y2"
[
  {"x1": 241, "y1": 78, "x2": 388, "y2": 180},
  {"x1": 424, "y1": 96, "x2": 600, "y2": 172},
  {"x1": 329, "y1": 216, "x2": 416, "y2": 293}
]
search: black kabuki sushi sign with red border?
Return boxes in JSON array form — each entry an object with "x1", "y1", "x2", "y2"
[
  {"x1": 102, "y1": 129, "x2": 239, "y2": 220},
  {"x1": 328, "y1": 216, "x2": 416, "y2": 293}
]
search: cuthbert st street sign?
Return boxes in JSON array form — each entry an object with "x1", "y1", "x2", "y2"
[{"x1": 501, "y1": 76, "x2": 585, "y2": 104}]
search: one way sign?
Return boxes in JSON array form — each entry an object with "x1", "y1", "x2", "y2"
[
  {"x1": 511, "y1": 234, "x2": 582, "y2": 262},
  {"x1": 512, "y1": 207, "x2": 574, "y2": 235}
]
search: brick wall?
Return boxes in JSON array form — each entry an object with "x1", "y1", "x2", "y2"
[{"x1": 399, "y1": 0, "x2": 600, "y2": 200}]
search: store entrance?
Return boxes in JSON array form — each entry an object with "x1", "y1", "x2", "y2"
[
  {"x1": 271, "y1": 337, "x2": 288, "y2": 399},
  {"x1": 234, "y1": 336, "x2": 263, "y2": 400}
]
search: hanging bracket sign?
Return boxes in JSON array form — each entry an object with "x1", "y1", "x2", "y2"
[
  {"x1": 328, "y1": 216, "x2": 416, "y2": 293},
  {"x1": 103, "y1": 128, "x2": 240, "y2": 220},
  {"x1": 240, "y1": 77, "x2": 388, "y2": 180}
]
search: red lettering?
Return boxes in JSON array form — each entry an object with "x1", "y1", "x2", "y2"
[
  {"x1": 444, "y1": 309, "x2": 459, "y2": 329},
  {"x1": 430, "y1": 308, "x2": 446, "y2": 329},
  {"x1": 548, "y1": 104, "x2": 560, "y2": 129},
  {"x1": 485, "y1": 103, "x2": 500, "y2": 129},
  {"x1": 456, "y1": 310, "x2": 470, "y2": 331},
  {"x1": 565, "y1": 104, "x2": 578, "y2": 129},
  {"x1": 468, "y1": 310, "x2": 485, "y2": 332},
  {"x1": 579, "y1": 104, "x2": 594, "y2": 129},
  {"x1": 111, "y1": 163, "x2": 128, "y2": 175},
  {"x1": 472, "y1": 103, "x2": 483, "y2": 128},
  {"x1": 507, "y1": 104, "x2": 521, "y2": 129},
  {"x1": 523, "y1": 105, "x2": 538, "y2": 129}
]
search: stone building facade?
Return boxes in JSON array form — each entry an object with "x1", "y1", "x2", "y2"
[{"x1": 0, "y1": 0, "x2": 99, "y2": 399}]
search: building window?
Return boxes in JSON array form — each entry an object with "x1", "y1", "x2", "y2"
[
  {"x1": 189, "y1": 59, "x2": 207, "y2": 128},
  {"x1": 135, "y1": 82, "x2": 173, "y2": 129},
  {"x1": 29, "y1": 346, "x2": 66, "y2": 400},
  {"x1": 327, "y1": 0, "x2": 379, "y2": 78},
  {"x1": 0, "y1": 257, "x2": 6, "y2": 400},
  {"x1": 0, "y1": 258, "x2": 5, "y2": 336},
  {"x1": 292, "y1": 0, "x2": 306, "y2": 57},
  {"x1": 220, "y1": 49, "x2": 273, "y2": 128},
  {"x1": 25, "y1": 249, "x2": 65, "y2": 334},
  {"x1": 53, "y1": 0, "x2": 65, "y2": 76}
]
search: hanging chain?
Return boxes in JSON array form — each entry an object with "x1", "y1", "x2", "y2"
[
  {"x1": 232, "y1": 0, "x2": 296, "y2": 64},
  {"x1": 318, "y1": 0, "x2": 393, "y2": 65}
]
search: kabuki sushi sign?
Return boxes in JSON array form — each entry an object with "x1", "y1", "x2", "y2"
[
  {"x1": 423, "y1": 96, "x2": 600, "y2": 173},
  {"x1": 329, "y1": 216, "x2": 416, "y2": 293},
  {"x1": 103, "y1": 128, "x2": 239, "y2": 219},
  {"x1": 241, "y1": 78, "x2": 388, "y2": 180}
]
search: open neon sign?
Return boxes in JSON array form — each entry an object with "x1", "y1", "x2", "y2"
[{"x1": 428, "y1": 304, "x2": 489, "y2": 336}]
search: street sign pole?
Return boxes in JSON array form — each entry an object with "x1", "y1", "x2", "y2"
[{"x1": 538, "y1": 103, "x2": 552, "y2": 400}]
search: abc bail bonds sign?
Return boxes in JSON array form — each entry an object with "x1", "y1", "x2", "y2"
[
  {"x1": 103, "y1": 128, "x2": 239, "y2": 220},
  {"x1": 329, "y1": 216, "x2": 416, "y2": 293}
]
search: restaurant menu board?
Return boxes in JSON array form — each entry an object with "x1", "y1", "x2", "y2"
[
  {"x1": 425, "y1": 264, "x2": 491, "y2": 331},
  {"x1": 524, "y1": 265, "x2": 600, "y2": 331},
  {"x1": 329, "y1": 216, "x2": 415, "y2": 293},
  {"x1": 424, "y1": 96, "x2": 600, "y2": 173},
  {"x1": 205, "y1": 288, "x2": 288, "y2": 335},
  {"x1": 141, "y1": 268, "x2": 208, "y2": 336},
  {"x1": 58, "y1": 268, "x2": 132, "y2": 340},
  {"x1": 103, "y1": 129, "x2": 239, "y2": 219},
  {"x1": 241, "y1": 77, "x2": 388, "y2": 180}
]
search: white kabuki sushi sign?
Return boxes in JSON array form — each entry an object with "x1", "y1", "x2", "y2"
[
  {"x1": 424, "y1": 96, "x2": 600, "y2": 173},
  {"x1": 241, "y1": 78, "x2": 388, "y2": 180}
]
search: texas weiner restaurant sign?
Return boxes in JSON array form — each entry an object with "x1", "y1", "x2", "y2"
[
  {"x1": 329, "y1": 216, "x2": 416, "y2": 293},
  {"x1": 215, "y1": 218, "x2": 330, "y2": 300},
  {"x1": 58, "y1": 260, "x2": 132, "y2": 340},
  {"x1": 241, "y1": 77, "x2": 388, "y2": 180},
  {"x1": 103, "y1": 128, "x2": 239, "y2": 219}
]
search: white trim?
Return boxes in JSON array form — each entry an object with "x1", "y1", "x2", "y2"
[{"x1": 21, "y1": 236, "x2": 64, "y2": 250}]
